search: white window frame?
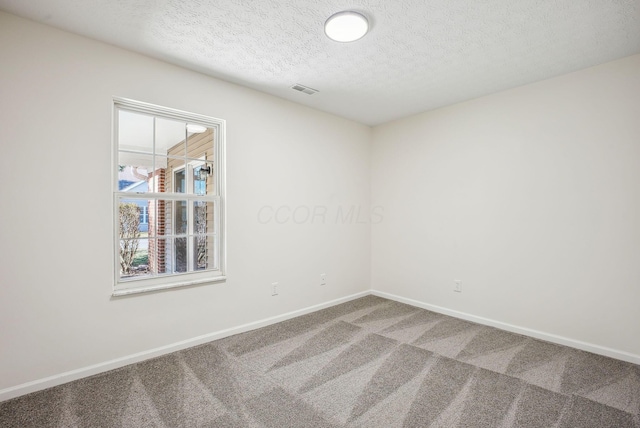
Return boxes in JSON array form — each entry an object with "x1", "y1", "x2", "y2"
[{"x1": 112, "y1": 97, "x2": 226, "y2": 296}]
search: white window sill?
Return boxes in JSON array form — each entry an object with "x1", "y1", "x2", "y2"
[{"x1": 112, "y1": 275, "x2": 227, "y2": 297}]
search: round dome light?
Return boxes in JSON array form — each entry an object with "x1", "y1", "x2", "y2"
[{"x1": 324, "y1": 11, "x2": 369, "y2": 43}]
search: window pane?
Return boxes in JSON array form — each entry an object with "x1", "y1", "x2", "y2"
[
  {"x1": 193, "y1": 234, "x2": 214, "y2": 271},
  {"x1": 118, "y1": 198, "x2": 150, "y2": 235},
  {"x1": 133, "y1": 238, "x2": 149, "y2": 273},
  {"x1": 118, "y1": 201, "x2": 142, "y2": 238},
  {"x1": 186, "y1": 126, "x2": 213, "y2": 160},
  {"x1": 155, "y1": 200, "x2": 172, "y2": 237},
  {"x1": 150, "y1": 238, "x2": 169, "y2": 275},
  {"x1": 119, "y1": 238, "x2": 149, "y2": 279},
  {"x1": 193, "y1": 201, "x2": 214, "y2": 234},
  {"x1": 192, "y1": 162, "x2": 213, "y2": 196},
  {"x1": 175, "y1": 201, "x2": 187, "y2": 234},
  {"x1": 148, "y1": 156, "x2": 168, "y2": 193},
  {"x1": 118, "y1": 153, "x2": 153, "y2": 193},
  {"x1": 118, "y1": 109, "x2": 153, "y2": 153},
  {"x1": 173, "y1": 168, "x2": 186, "y2": 193},
  {"x1": 157, "y1": 117, "x2": 186, "y2": 157},
  {"x1": 174, "y1": 237, "x2": 187, "y2": 273},
  {"x1": 165, "y1": 158, "x2": 186, "y2": 194},
  {"x1": 139, "y1": 206, "x2": 148, "y2": 225}
]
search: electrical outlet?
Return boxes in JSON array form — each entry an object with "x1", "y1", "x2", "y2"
[
  {"x1": 454, "y1": 280, "x2": 462, "y2": 293},
  {"x1": 320, "y1": 273, "x2": 326, "y2": 286},
  {"x1": 271, "y1": 282, "x2": 279, "y2": 296}
]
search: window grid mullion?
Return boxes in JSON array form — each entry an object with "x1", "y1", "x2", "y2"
[{"x1": 115, "y1": 192, "x2": 216, "y2": 201}]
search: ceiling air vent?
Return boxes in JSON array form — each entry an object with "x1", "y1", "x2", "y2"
[{"x1": 291, "y1": 84, "x2": 319, "y2": 95}]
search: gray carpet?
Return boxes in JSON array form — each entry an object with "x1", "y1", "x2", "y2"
[{"x1": 2, "y1": 296, "x2": 640, "y2": 427}]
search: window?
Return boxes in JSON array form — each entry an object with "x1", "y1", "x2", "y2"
[{"x1": 113, "y1": 98, "x2": 226, "y2": 296}]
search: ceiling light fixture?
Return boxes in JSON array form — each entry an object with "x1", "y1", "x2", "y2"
[{"x1": 324, "y1": 11, "x2": 369, "y2": 43}]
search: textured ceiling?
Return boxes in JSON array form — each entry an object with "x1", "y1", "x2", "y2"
[{"x1": 1, "y1": 0, "x2": 639, "y2": 125}]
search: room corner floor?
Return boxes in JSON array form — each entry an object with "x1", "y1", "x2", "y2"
[{"x1": 2, "y1": 295, "x2": 639, "y2": 427}]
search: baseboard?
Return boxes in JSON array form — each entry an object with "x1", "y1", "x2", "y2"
[
  {"x1": 0, "y1": 290, "x2": 369, "y2": 403},
  {"x1": 372, "y1": 290, "x2": 640, "y2": 365}
]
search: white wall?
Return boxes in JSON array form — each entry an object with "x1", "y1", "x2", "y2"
[
  {"x1": 0, "y1": 11, "x2": 371, "y2": 393},
  {"x1": 372, "y1": 54, "x2": 640, "y2": 357}
]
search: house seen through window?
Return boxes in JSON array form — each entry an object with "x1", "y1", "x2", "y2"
[{"x1": 114, "y1": 98, "x2": 226, "y2": 295}]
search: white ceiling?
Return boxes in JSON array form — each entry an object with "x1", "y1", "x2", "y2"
[{"x1": 1, "y1": 0, "x2": 639, "y2": 125}]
